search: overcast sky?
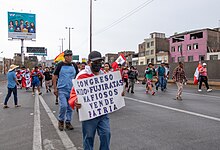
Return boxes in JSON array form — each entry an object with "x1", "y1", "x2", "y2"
[{"x1": 0, "y1": 0, "x2": 219, "y2": 61}]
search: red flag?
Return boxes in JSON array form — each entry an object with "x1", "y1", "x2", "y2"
[{"x1": 111, "y1": 54, "x2": 126, "y2": 71}]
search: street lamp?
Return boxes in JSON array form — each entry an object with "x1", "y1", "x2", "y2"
[
  {"x1": 59, "y1": 38, "x2": 65, "y2": 53},
  {"x1": 90, "y1": 0, "x2": 97, "y2": 53},
  {"x1": 65, "y1": 27, "x2": 74, "y2": 50}
]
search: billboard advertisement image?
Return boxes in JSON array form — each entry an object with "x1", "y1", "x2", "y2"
[{"x1": 8, "y1": 12, "x2": 36, "y2": 40}]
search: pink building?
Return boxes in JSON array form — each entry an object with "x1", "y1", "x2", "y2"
[{"x1": 169, "y1": 28, "x2": 220, "y2": 62}]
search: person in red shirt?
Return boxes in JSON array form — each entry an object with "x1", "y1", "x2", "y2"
[
  {"x1": 122, "y1": 66, "x2": 129, "y2": 89},
  {"x1": 31, "y1": 66, "x2": 43, "y2": 95},
  {"x1": 198, "y1": 63, "x2": 212, "y2": 92}
]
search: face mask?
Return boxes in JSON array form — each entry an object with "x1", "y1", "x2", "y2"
[{"x1": 91, "y1": 63, "x2": 102, "y2": 72}]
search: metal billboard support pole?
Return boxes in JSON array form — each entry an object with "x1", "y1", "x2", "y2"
[{"x1": 21, "y1": 39, "x2": 24, "y2": 66}]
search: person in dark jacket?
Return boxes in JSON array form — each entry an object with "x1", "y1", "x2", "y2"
[{"x1": 127, "y1": 66, "x2": 137, "y2": 93}]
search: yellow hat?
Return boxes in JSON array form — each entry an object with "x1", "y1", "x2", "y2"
[{"x1": 8, "y1": 64, "x2": 19, "y2": 72}]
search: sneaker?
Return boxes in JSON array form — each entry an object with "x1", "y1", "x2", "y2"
[
  {"x1": 49, "y1": 89, "x2": 51, "y2": 92},
  {"x1": 3, "y1": 105, "x2": 9, "y2": 109},
  {"x1": 46, "y1": 90, "x2": 49, "y2": 93},
  {"x1": 58, "y1": 120, "x2": 64, "y2": 131},
  {"x1": 131, "y1": 91, "x2": 134, "y2": 94},
  {"x1": 152, "y1": 91, "x2": 155, "y2": 96},
  {"x1": 198, "y1": 89, "x2": 202, "y2": 92},
  {"x1": 39, "y1": 92, "x2": 42, "y2": 95},
  {"x1": 32, "y1": 92, "x2": 35, "y2": 96},
  {"x1": 15, "y1": 105, "x2": 21, "y2": 108},
  {"x1": 65, "y1": 122, "x2": 74, "y2": 130},
  {"x1": 207, "y1": 89, "x2": 212, "y2": 92},
  {"x1": 178, "y1": 97, "x2": 183, "y2": 101}
]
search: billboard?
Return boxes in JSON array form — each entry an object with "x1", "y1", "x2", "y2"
[
  {"x1": 8, "y1": 12, "x2": 36, "y2": 40},
  {"x1": 27, "y1": 47, "x2": 47, "y2": 56}
]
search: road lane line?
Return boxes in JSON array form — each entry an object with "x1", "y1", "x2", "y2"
[
  {"x1": 39, "y1": 95, "x2": 77, "y2": 150},
  {"x1": 33, "y1": 92, "x2": 43, "y2": 150},
  {"x1": 125, "y1": 96, "x2": 220, "y2": 122}
]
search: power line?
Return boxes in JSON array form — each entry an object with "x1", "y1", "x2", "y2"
[{"x1": 94, "y1": 0, "x2": 155, "y2": 36}]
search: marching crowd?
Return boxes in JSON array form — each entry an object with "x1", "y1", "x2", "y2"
[{"x1": 2, "y1": 49, "x2": 213, "y2": 150}]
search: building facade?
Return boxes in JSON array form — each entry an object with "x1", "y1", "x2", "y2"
[
  {"x1": 169, "y1": 28, "x2": 220, "y2": 62},
  {"x1": 138, "y1": 32, "x2": 169, "y2": 65}
]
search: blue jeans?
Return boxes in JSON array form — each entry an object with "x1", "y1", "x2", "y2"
[
  {"x1": 58, "y1": 90, "x2": 73, "y2": 123},
  {"x1": 156, "y1": 76, "x2": 165, "y2": 90},
  {"x1": 82, "y1": 115, "x2": 111, "y2": 150},
  {"x1": 4, "y1": 86, "x2": 18, "y2": 105}
]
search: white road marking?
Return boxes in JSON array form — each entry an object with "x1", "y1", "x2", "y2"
[
  {"x1": 33, "y1": 92, "x2": 43, "y2": 150},
  {"x1": 125, "y1": 97, "x2": 220, "y2": 122},
  {"x1": 183, "y1": 92, "x2": 220, "y2": 100},
  {"x1": 39, "y1": 95, "x2": 77, "y2": 150}
]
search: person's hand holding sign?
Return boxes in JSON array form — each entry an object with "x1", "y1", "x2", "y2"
[{"x1": 75, "y1": 99, "x2": 82, "y2": 109}]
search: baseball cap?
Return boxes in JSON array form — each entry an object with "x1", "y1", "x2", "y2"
[
  {"x1": 202, "y1": 63, "x2": 207, "y2": 66},
  {"x1": 88, "y1": 51, "x2": 103, "y2": 61},
  {"x1": 64, "y1": 50, "x2": 72, "y2": 56}
]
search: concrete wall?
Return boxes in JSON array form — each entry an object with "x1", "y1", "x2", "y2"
[{"x1": 135, "y1": 60, "x2": 220, "y2": 81}]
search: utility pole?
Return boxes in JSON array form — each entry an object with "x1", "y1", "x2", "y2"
[
  {"x1": 59, "y1": 38, "x2": 65, "y2": 52},
  {"x1": 65, "y1": 27, "x2": 74, "y2": 50}
]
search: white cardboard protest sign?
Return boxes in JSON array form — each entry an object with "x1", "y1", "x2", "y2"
[{"x1": 72, "y1": 71, "x2": 125, "y2": 121}]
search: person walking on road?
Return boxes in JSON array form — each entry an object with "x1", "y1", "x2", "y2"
[
  {"x1": 43, "y1": 67, "x2": 52, "y2": 93},
  {"x1": 53, "y1": 50, "x2": 78, "y2": 131},
  {"x1": 145, "y1": 62, "x2": 156, "y2": 95},
  {"x1": 31, "y1": 66, "x2": 43, "y2": 96},
  {"x1": 127, "y1": 66, "x2": 137, "y2": 94},
  {"x1": 198, "y1": 63, "x2": 212, "y2": 92},
  {"x1": 156, "y1": 62, "x2": 166, "y2": 91},
  {"x1": 3, "y1": 65, "x2": 21, "y2": 109},
  {"x1": 69, "y1": 51, "x2": 123, "y2": 150},
  {"x1": 172, "y1": 62, "x2": 187, "y2": 101}
]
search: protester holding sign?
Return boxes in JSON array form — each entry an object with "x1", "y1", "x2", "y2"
[
  {"x1": 53, "y1": 50, "x2": 79, "y2": 131},
  {"x1": 69, "y1": 51, "x2": 125, "y2": 150}
]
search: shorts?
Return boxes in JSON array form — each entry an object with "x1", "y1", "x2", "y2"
[
  {"x1": 147, "y1": 79, "x2": 153, "y2": 86},
  {"x1": 32, "y1": 80, "x2": 40, "y2": 87}
]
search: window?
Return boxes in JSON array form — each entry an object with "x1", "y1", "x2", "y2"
[
  {"x1": 140, "y1": 62, "x2": 144, "y2": 65},
  {"x1": 193, "y1": 43, "x2": 198, "y2": 49},
  {"x1": 171, "y1": 57, "x2": 175, "y2": 63},
  {"x1": 178, "y1": 45, "x2": 182, "y2": 52},
  {"x1": 140, "y1": 52, "x2": 145, "y2": 57},
  {"x1": 171, "y1": 47, "x2": 175, "y2": 52},
  {"x1": 145, "y1": 50, "x2": 150, "y2": 55},
  {"x1": 178, "y1": 56, "x2": 184, "y2": 62},
  {"x1": 188, "y1": 56, "x2": 194, "y2": 62},
  {"x1": 199, "y1": 55, "x2": 205, "y2": 61},
  {"x1": 210, "y1": 55, "x2": 218, "y2": 60},
  {"x1": 151, "y1": 58, "x2": 154, "y2": 63},
  {"x1": 147, "y1": 59, "x2": 150, "y2": 64},
  {"x1": 151, "y1": 50, "x2": 154, "y2": 55},
  {"x1": 151, "y1": 41, "x2": 154, "y2": 46},
  {"x1": 147, "y1": 43, "x2": 150, "y2": 48},
  {"x1": 187, "y1": 45, "x2": 191, "y2": 51},
  {"x1": 172, "y1": 36, "x2": 184, "y2": 43},
  {"x1": 190, "y1": 32, "x2": 203, "y2": 40}
]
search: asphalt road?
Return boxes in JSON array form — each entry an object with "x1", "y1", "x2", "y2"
[{"x1": 0, "y1": 81, "x2": 220, "y2": 150}]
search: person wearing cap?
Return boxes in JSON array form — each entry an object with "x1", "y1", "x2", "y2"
[
  {"x1": 53, "y1": 50, "x2": 79, "y2": 131},
  {"x1": 3, "y1": 65, "x2": 21, "y2": 109},
  {"x1": 198, "y1": 63, "x2": 212, "y2": 92},
  {"x1": 145, "y1": 62, "x2": 156, "y2": 95},
  {"x1": 156, "y1": 62, "x2": 166, "y2": 91},
  {"x1": 69, "y1": 51, "x2": 123, "y2": 150},
  {"x1": 172, "y1": 62, "x2": 187, "y2": 100}
]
